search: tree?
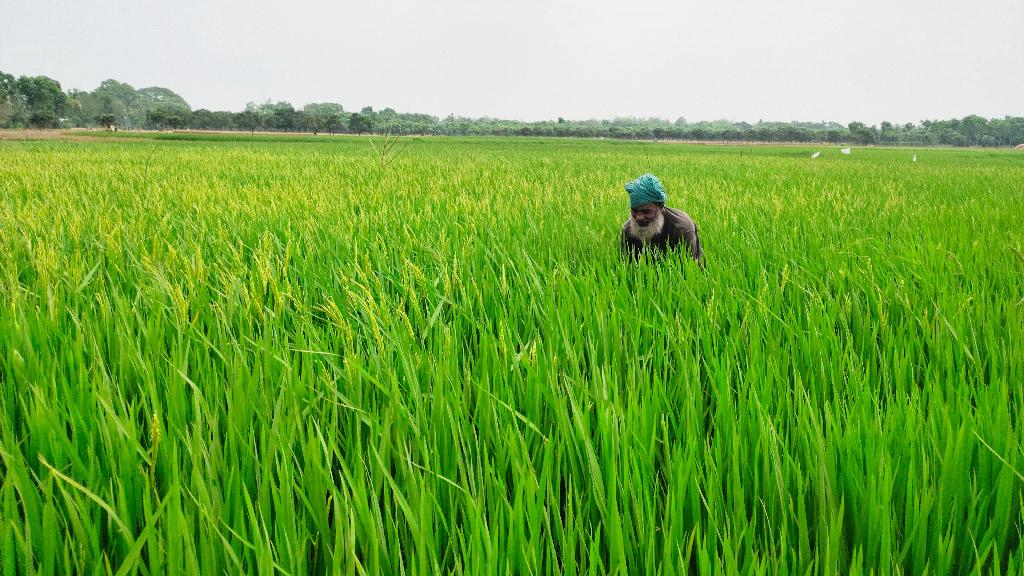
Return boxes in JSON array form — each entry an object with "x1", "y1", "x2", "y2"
[
  {"x1": 136, "y1": 87, "x2": 190, "y2": 111},
  {"x1": 349, "y1": 112, "x2": 372, "y2": 134},
  {"x1": 377, "y1": 107, "x2": 398, "y2": 131},
  {"x1": 16, "y1": 75, "x2": 68, "y2": 127},
  {"x1": 304, "y1": 103, "x2": 345, "y2": 135},
  {"x1": 0, "y1": 71, "x2": 25, "y2": 127},
  {"x1": 146, "y1": 105, "x2": 188, "y2": 129},
  {"x1": 9, "y1": 67, "x2": 1024, "y2": 145},
  {"x1": 304, "y1": 102, "x2": 344, "y2": 116},
  {"x1": 294, "y1": 110, "x2": 313, "y2": 133},
  {"x1": 69, "y1": 95, "x2": 97, "y2": 126},
  {"x1": 847, "y1": 121, "x2": 878, "y2": 145},
  {"x1": 269, "y1": 102, "x2": 296, "y2": 131},
  {"x1": 92, "y1": 79, "x2": 141, "y2": 129},
  {"x1": 236, "y1": 110, "x2": 259, "y2": 134},
  {"x1": 212, "y1": 111, "x2": 234, "y2": 130},
  {"x1": 960, "y1": 115, "x2": 988, "y2": 146},
  {"x1": 396, "y1": 113, "x2": 438, "y2": 135},
  {"x1": 322, "y1": 114, "x2": 342, "y2": 135},
  {"x1": 190, "y1": 109, "x2": 217, "y2": 130},
  {"x1": 30, "y1": 109, "x2": 57, "y2": 128},
  {"x1": 880, "y1": 121, "x2": 896, "y2": 145}
]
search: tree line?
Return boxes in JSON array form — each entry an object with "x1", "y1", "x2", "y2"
[{"x1": 3, "y1": 70, "x2": 1023, "y2": 147}]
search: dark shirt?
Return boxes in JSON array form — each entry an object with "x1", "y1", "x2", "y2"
[{"x1": 620, "y1": 207, "x2": 704, "y2": 266}]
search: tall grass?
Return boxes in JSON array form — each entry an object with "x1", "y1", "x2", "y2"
[{"x1": 1, "y1": 137, "x2": 1022, "y2": 574}]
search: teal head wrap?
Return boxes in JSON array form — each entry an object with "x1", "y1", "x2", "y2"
[{"x1": 625, "y1": 173, "x2": 667, "y2": 208}]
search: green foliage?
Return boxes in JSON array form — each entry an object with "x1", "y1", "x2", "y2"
[
  {"x1": 136, "y1": 86, "x2": 191, "y2": 111},
  {"x1": 349, "y1": 112, "x2": 373, "y2": 134},
  {"x1": 0, "y1": 137, "x2": 1022, "y2": 574},
  {"x1": 97, "y1": 113, "x2": 117, "y2": 129},
  {"x1": 4, "y1": 68, "x2": 1024, "y2": 146},
  {"x1": 89, "y1": 78, "x2": 144, "y2": 128},
  {"x1": 0, "y1": 71, "x2": 27, "y2": 126},
  {"x1": 0, "y1": 74, "x2": 67, "y2": 127},
  {"x1": 302, "y1": 103, "x2": 347, "y2": 135},
  {"x1": 235, "y1": 109, "x2": 260, "y2": 133},
  {"x1": 51, "y1": 78, "x2": 190, "y2": 129},
  {"x1": 28, "y1": 108, "x2": 57, "y2": 128},
  {"x1": 16, "y1": 75, "x2": 67, "y2": 120},
  {"x1": 145, "y1": 105, "x2": 190, "y2": 130},
  {"x1": 322, "y1": 113, "x2": 344, "y2": 135},
  {"x1": 303, "y1": 102, "x2": 345, "y2": 116}
]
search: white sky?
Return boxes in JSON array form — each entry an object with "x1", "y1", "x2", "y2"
[{"x1": 1, "y1": 0, "x2": 1022, "y2": 125}]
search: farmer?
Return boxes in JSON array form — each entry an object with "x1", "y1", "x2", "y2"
[{"x1": 620, "y1": 173, "x2": 704, "y2": 266}]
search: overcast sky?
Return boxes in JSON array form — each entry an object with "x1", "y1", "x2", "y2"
[{"x1": 2, "y1": 0, "x2": 1022, "y2": 125}]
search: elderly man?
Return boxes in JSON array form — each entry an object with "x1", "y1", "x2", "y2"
[{"x1": 620, "y1": 173, "x2": 704, "y2": 266}]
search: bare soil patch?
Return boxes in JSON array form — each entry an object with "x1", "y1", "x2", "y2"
[{"x1": 0, "y1": 129, "x2": 138, "y2": 143}]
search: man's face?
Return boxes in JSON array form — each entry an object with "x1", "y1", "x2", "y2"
[{"x1": 631, "y1": 203, "x2": 662, "y2": 227}]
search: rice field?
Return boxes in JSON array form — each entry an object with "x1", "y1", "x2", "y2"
[{"x1": 1, "y1": 135, "x2": 1022, "y2": 575}]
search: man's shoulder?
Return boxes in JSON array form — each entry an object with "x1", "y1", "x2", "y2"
[{"x1": 662, "y1": 207, "x2": 696, "y2": 233}]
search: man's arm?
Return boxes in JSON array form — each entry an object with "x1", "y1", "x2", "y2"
[
  {"x1": 664, "y1": 208, "x2": 705, "y2": 268},
  {"x1": 682, "y1": 224, "x2": 704, "y2": 268}
]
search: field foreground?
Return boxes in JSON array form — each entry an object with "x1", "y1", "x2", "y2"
[{"x1": 1, "y1": 136, "x2": 1022, "y2": 575}]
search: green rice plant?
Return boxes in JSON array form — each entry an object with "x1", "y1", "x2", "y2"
[{"x1": 0, "y1": 136, "x2": 1022, "y2": 575}]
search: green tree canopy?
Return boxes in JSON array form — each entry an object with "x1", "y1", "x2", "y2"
[
  {"x1": 349, "y1": 113, "x2": 372, "y2": 134},
  {"x1": 137, "y1": 87, "x2": 191, "y2": 112},
  {"x1": 14, "y1": 75, "x2": 68, "y2": 127},
  {"x1": 2, "y1": 68, "x2": 1024, "y2": 146}
]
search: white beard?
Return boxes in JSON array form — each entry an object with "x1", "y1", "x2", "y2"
[{"x1": 626, "y1": 209, "x2": 665, "y2": 243}]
